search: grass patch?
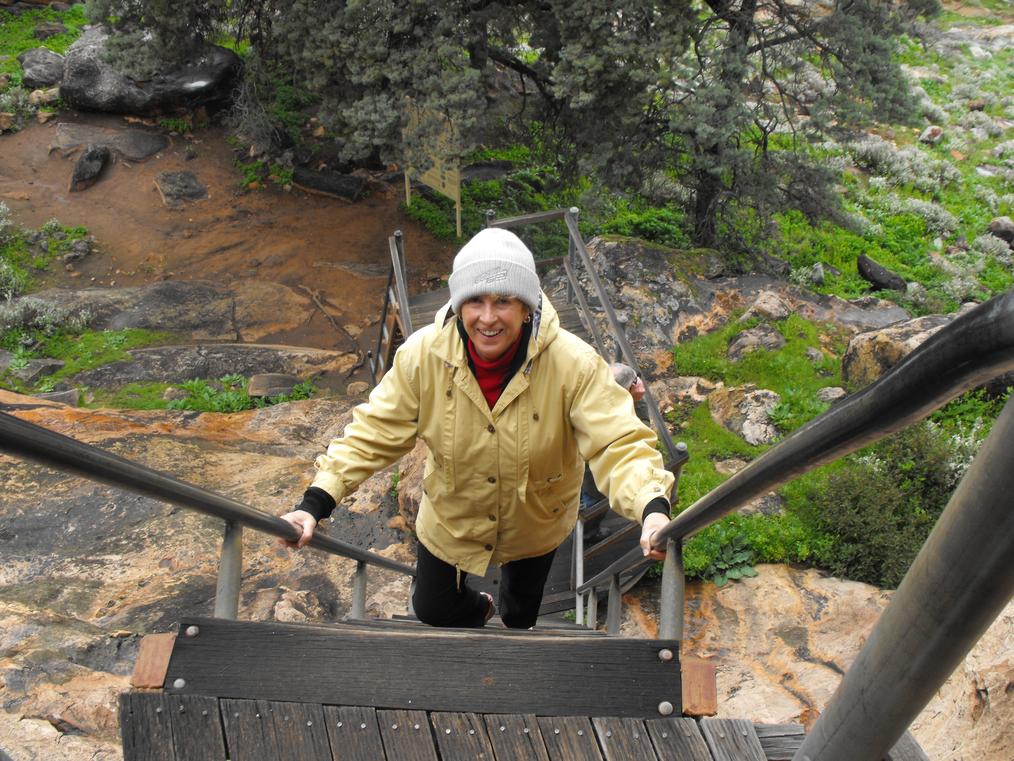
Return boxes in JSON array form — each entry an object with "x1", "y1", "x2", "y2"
[
  {"x1": 0, "y1": 4, "x2": 88, "y2": 82},
  {"x1": 166, "y1": 375, "x2": 316, "y2": 412},
  {"x1": 1, "y1": 213, "x2": 93, "y2": 298},
  {"x1": 87, "y1": 381, "x2": 175, "y2": 410},
  {"x1": 0, "y1": 328, "x2": 178, "y2": 393}
]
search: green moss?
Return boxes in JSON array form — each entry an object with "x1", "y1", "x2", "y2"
[{"x1": 87, "y1": 382, "x2": 175, "y2": 410}]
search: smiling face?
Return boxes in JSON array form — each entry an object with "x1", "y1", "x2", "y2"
[{"x1": 460, "y1": 294, "x2": 530, "y2": 361}]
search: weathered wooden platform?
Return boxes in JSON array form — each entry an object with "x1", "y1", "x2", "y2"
[{"x1": 120, "y1": 693, "x2": 806, "y2": 761}]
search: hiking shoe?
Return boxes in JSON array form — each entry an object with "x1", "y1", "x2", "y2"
[{"x1": 480, "y1": 592, "x2": 496, "y2": 624}]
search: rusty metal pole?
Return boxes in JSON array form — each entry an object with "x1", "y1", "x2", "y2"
[{"x1": 793, "y1": 398, "x2": 1014, "y2": 761}]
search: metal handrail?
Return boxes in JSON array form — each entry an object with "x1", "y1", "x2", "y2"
[
  {"x1": 0, "y1": 410, "x2": 417, "y2": 579},
  {"x1": 579, "y1": 288, "x2": 1014, "y2": 593}
]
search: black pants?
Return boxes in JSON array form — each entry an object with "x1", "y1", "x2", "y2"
[{"x1": 412, "y1": 542, "x2": 557, "y2": 629}]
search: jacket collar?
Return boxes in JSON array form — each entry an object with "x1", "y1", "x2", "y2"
[{"x1": 431, "y1": 290, "x2": 560, "y2": 370}]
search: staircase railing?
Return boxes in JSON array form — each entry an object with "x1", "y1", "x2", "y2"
[
  {"x1": 0, "y1": 411, "x2": 416, "y2": 621},
  {"x1": 367, "y1": 230, "x2": 414, "y2": 384}
]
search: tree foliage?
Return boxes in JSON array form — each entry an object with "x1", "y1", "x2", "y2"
[{"x1": 87, "y1": 0, "x2": 940, "y2": 249}]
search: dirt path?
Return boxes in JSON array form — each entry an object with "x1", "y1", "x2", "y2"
[{"x1": 0, "y1": 110, "x2": 454, "y2": 383}]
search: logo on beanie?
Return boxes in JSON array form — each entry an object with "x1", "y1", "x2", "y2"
[{"x1": 474, "y1": 267, "x2": 509, "y2": 286}]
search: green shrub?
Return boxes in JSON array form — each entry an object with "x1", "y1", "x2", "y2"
[
  {"x1": 166, "y1": 375, "x2": 316, "y2": 413},
  {"x1": 794, "y1": 422, "x2": 965, "y2": 587},
  {"x1": 598, "y1": 202, "x2": 690, "y2": 249}
]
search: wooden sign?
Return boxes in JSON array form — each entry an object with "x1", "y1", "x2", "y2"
[{"x1": 404, "y1": 106, "x2": 463, "y2": 237}]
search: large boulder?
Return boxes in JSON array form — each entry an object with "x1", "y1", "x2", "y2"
[
  {"x1": 708, "y1": 384, "x2": 781, "y2": 445},
  {"x1": 857, "y1": 253, "x2": 907, "y2": 292},
  {"x1": 2, "y1": 280, "x2": 320, "y2": 343},
  {"x1": 988, "y1": 216, "x2": 1014, "y2": 247},
  {"x1": 842, "y1": 313, "x2": 953, "y2": 388},
  {"x1": 68, "y1": 144, "x2": 111, "y2": 192},
  {"x1": 61, "y1": 27, "x2": 242, "y2": 115},
  {"x1": 17, "y1": 47, "x2": 65, "y2": 89},
  {"x1": 68, "y1": 344, "x2": 359, "y2": 388},
  {"x1": 727, "y1": 325, "x2": 786, "y2": 361}
]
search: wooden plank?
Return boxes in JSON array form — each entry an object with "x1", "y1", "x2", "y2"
[
  {"x1": 536, "y1": 716, "x2": 603, "y2": 761},
  {"x1": 165, "y1": 694, "x2": 227, "y2": 761},
  {"x1": 682, "y1": 658, "x2": 718, "y2": 717},
  {"x1": 700, "y1": 718, "x2": 767, "y2": 761},
  {"x1": 884, "y1": 730, "x2": 931, "y2": 761},
  {"x1": 431, "y1": 712, "x2": 496, "y2": 761},
  {"x1": 120, "y1": 693, "x2": 176, "y2": 761},
  {"x1": 483, "y1": 714, "x2": 550, "y2": 761},
  {"x1": 265, "y1": 701, "x2": 331, "y2": 760},
  {"x1": 167, "y1": 617, "x2": 681, "y2": 718},
  {"x1": 644, "y1": 717, "x2": 712, "y2": 760},
  {"x1": 377, "y1": 709, "x2": 438, "y2": 761},
  {"x1": 753, "y1": 723, "x2": 804, "y2": 761},
  {"x1": 591, "y1": 717, "x2": 658, "y2": 761},
  {"x1": 323, "y1": 705, "x2": 386, "y2": 761},
  {"x1": 131, "y1": 632, "x2": 176, "y2": 689},
  {"x1": 220, "y1": 698, "x2": 278, "y2": 761}
]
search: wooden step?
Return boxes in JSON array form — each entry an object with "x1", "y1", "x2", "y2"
[{"x1": 165, "y1": 616, "x2": 680, "y2": 718}]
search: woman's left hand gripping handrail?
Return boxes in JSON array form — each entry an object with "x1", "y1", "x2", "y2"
[{"x1": 0, "y1": 410, "x2": 416, "y2": 577}]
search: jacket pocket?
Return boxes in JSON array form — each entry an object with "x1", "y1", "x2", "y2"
[
  {"x1": 422, "y1": 469, "x2": 445, "y2": 500},
  {"x1": 527, "y1": 473, "x2": 567, "y2": 517}
]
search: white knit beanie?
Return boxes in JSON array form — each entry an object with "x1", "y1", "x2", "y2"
[{"x1": 448, "y1": 228, "x2": 541, "y2": 314}]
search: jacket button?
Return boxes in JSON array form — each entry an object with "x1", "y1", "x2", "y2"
[
  {"x1": 487, "y1": 476, "x2": 497, "y2": 484},
  {"x1": 487, "y1": 424, "x2": 495, "y2": 433},
  {"x1": 484, "y1": 544, "x2": 493, "y2": 551},
  {"x1": 532, "y1": 412, "x2": 540, "y2": 421},
  {"x1": 488, "y1": 514, "x2": 496, "y2": 521}
]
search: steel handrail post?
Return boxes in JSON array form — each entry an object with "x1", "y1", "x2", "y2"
[
  {"x1": 0, "y1": 412, "x2": 417, "y2": 578},
  {"x1": 587, "y1": 585, "x2": 598, "y2": 630},
  {"x1": 213, "y1": 520, "x2": 243, "y2": 619},
  {"x1": 566, "y1": 206, "x2": 578, "y2": 304},
  {"x1": 389, "y1": 237, "x2": 414, "y2": 336},
  {"x1": 606, "y1": 574, "x2": 622, "y2": 635},
  {"x1": 350, "y1": 560, "x2": 368, "y2": 620},
  {"x1": 369, "y1": 266, "x2": 395, "y2": 383},
  {"x1": 393, "y1": 230, "x2": 409, "y2": 295},
  {"x1": 793, "y1": 398, "x2": 1014, "y2": 761},
  {"x1": 658, "y1": 538, "x2": 684, "y2": 641},
  {"x1": 574, "y1": 518, "x2": 585, "y2": 625}
]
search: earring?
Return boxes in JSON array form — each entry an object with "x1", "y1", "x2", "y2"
[{"x1": 524, "y1": 315, "x2": 532, "y2": 323}]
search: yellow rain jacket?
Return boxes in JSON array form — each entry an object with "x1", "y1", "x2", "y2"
[{"x1": 311, "y1": 293, "x2": 674, "y2": 576}]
